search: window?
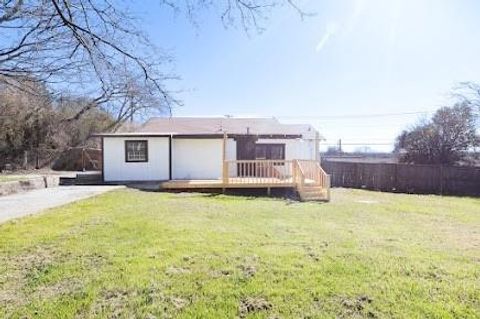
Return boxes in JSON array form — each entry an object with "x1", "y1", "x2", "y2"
[
  {"x1": 125, "y1": 140, "x2": 148, "y2": 162},
  {"x1": 255, "y1": 144, "x2": 285, "y2": 160}
]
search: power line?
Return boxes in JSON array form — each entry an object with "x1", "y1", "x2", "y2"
[
  {"x1": 322, "y1": 143, "x2": 394, "y2": 146},
  {"x1": 275, "y1": 110, "x2": 435, "y2": 120}
]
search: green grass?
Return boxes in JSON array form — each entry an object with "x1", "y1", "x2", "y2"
[{"x1": 0, "y1": 189, "x2": 479, "y2": 318}]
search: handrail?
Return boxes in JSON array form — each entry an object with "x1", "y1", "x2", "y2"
[
  {"x1": 225, "y1": 160, "x2": 293, "y2": 164},
  {"x1": 224, "y1": 159, "x2": 294, "y2": 186},
  {"x1": 295, "y1": 160, "x2": 329, "y2": 186}
]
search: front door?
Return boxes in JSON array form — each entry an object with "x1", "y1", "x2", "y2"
[
  {"x1": 236, "y1": 136, "x2": 257, "y2": 160},
  {"x1": 235, "y1": 136, "x2": 257, "y2": 177}
]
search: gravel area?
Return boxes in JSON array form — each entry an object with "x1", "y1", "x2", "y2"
[{"x1": 0, "y1": 185, "x2": 123, "y2": 224}]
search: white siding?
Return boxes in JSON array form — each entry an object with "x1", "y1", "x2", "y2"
[
  {"x1": 102, "y1": 135, "x2": 315, "y2": 182},
  {"x1": 256, "y1": 138, "x2": 316, "y2": 160},
  {"x1": 103, "y1": 137, "x2": 169, "y2": 182},
  {"x1": 225, "y1": 138, "x2": 236, "y2": 161},
  {"x1": 172, "y1": 139, "x2": 224, "y2": 179}
]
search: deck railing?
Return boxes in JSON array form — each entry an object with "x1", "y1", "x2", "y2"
[
  {"x1": 222, "y1": 159, "x2": 330, "y2": 200},
  {"x1": 223, "y1": 160, "x2": 294, "y2": 186}
]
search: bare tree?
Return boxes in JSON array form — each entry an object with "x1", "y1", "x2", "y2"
[
  {"x1": 160, "y1": 0, "x2": 309, "y2": 31},
  {"x1": 1, "y1": 0, "x2": 303, "y2": 126},
  {"x1": 395, "y1": 103, "x2": 478, "y2": 165},
  {"x1": 453, "y1": 82, "x2": 480, "y2": 126}
]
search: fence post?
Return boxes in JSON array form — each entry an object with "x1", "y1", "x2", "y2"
[
  {"x1": 440, "y1": 165, "x2": 444, "y2": 195},
  {"x1": 23, "y1": 151, "x2": 28, "y2": 169},
  {"x1": 82, "y1": 148, "x2": 86, "y2": 172},
  {"x1": 35, "y1": 148, "x2": 39, "y2": 169},
  {"x1": 393, "y1": 163, "x2": 398, "y2": 192}
]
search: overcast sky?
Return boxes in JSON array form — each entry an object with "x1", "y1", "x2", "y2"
[{"x1": 137, "y1": 0, "x2": 480, "y2": 151}]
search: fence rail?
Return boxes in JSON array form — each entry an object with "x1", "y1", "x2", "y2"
[{"x1": 322, "y1": 160, "x2": 480, "y2": 196}]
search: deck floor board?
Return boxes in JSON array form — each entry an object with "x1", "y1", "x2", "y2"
[
  {"x1": 160, "y1": 179, "x2": 294, "y2": 189},
  {"x1": 159, "y1": 178, "x2": 318, "y2": 189}
]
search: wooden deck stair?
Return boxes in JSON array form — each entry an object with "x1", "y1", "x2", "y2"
[
  {"x1": 298, "y1": 185, "x2": 327, "y2": 201},
  {"x1": 295, "y1": 160, "x2": 331, "y2": 202}
]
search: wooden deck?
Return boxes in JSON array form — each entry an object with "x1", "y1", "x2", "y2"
[
  {"x1": 160, "y1": 178, "x2": 298, "y2": 189},
  {"x1": 159, "y1": 159, "x2": 331, "y2": 201}
]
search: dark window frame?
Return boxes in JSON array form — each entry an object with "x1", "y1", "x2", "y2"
[
  {"x1": 125, "y1": 140, "x2": 149, "y2": 163},
  {"x1": 254, "y1": 143, "x2": 286, "y2": 161}
]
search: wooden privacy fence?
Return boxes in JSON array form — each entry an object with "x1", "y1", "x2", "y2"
[{"x1": 322, "y1": 160, "x2": 480, "y2": 196}]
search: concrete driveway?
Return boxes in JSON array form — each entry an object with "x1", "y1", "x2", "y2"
[{"x1": 0, "y1": 185, "x2": 124, "y2": 224}]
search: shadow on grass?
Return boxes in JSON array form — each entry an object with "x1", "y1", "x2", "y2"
[
  {"x1": 123, "y1": 182, "x2": 305, "y2": 202},
  {"x1": 117, "y1": 181, "x2": 325, "y2": 204}
]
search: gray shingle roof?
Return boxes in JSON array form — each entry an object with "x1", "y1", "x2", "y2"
[{"x1": 138, "y1": 117, "x2": 319, "y2": 138}]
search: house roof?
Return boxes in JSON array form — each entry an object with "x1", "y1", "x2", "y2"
[
  {"x1": 94, "y1": 117, "x2": 322, "y2": 140},
  {"x1": 139, "y1": 117, "x2": 320, "y2": 138}
]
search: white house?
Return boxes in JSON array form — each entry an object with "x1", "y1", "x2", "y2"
[{"x1": 95, "y1": 117, "x2": 330, "y2": 201}]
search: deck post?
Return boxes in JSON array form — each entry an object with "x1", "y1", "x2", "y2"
[
  {"x1": 292, "y1": 160, "x2": 297, "y2": 185},
  {"x1": 326, "y1": 174, "x2": 331, "y2": 201}
]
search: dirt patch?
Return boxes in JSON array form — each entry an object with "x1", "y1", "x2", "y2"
[
  {"x1": 0, "y1": 246, "x2": 104, "y2": 310},
  {"x1": 89, "y1": 287, "x2": 190, "y2": 317},
  {"x1": 32, "y1": 278, "x2": 84, "y2": 300},
  {"x1": 169, "y1": 296, "x2": 188, "y2": 310},
  {"x1": 306, "y1": 246, "x2": 320, "y2": 262},
  {"x1": 210, "y1": 269, "x2": 232, "y2": 278},
  {"x1": 239, "y1": 297, "x2": 272, "y2": 318},
  {"x1": 238, "y1": 264, "x2": 257, "y2": 278},
  {"x1": 339, "y1": 295, "x2": 375, "y2": 318},
  {"x1": 400, "y1": 264, "x2": 448, "y2": 282},
  {"x1": 92, "y1": 289, "x2": 131, "y2": 317},
  {"x1": 165, "y1": 266, "x2": 191, "y2": 275},
  {"x1": 305, "y1": 242, "x2": 329, "y2": 261},
  {"x1": 237, "y1": 255, "x2": 259, "y2": 279},
  {"x1": 0, "y1": 245, "x2": 59, "y2": 306}
]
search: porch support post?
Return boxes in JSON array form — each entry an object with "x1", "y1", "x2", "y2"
[
  {"x1": 168, "y1": 135, "x2": 173, "y2": 180},
  {"x1": 222, "y1": 132, "x2": 228, "y2": 186},
  {"x1": 101, "y1": 137, "x2": 105, "y2": 183}
]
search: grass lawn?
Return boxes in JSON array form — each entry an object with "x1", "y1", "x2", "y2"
[{"x1": 0, "y1": 189, "x2": 479, "y2": 318}]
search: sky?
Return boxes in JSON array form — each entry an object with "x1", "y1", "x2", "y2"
[{"x1": 135, "y1": 0, "x2": 480, "y2": 151}]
